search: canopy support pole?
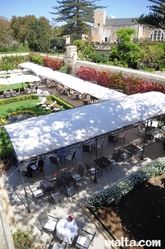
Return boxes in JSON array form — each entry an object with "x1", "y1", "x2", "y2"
[{"x1": 93, "y1": 137, "x2": 98, "y2": 183}]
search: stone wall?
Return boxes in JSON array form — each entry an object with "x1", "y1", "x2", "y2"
[{"x1": 64, "y1": 46, "x2": 165, "y2": 85}]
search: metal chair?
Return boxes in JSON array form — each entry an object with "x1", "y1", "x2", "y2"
[
  {"x1": 64, "y1": 181, "x2": 79, "y2": 199},
  {"x1": 108, "y1": 151, "x2": 120, "y2": 170},
  {"x1": 118, "y1": 149, "x2": 131, "y2": 163},
  {"x1": 95, "y1": 138, "x2": 104, "y2": 153},
  {"x1": 27, "y1": 182, "x2": 45, "y2": 204},
  {"x1": 75, "y1": 229, "x2": 96, "y2": 249},
  {"x1": 117, "y1": 130, "x2": 128, "y2": 142},
  {"x1": 44, "y1": 239, "x2": 67, "y2": 249},
  {"x1": 49, "y1": 156, "x2": 60, "y2": 170},
  {"x1": 85, "y1": 162, "x2": 99, "y2": 180},
  {"x1": 37, "y1": 209, "x2": 59, "y2": 237},
  {"x1": 65, "y1": 149, "x2": 77, "y2": 165},
  {"x1": 71, "y1": 164, "x2": 85, "y2": 184},
  {"x1": 107, "y1": 134, "x2": 118, "y2": 146},
  {"x1": 137, "y1": 123, "x2": 145, "y2": 136},
  {"x1": 51, "y1": 187, "x2": 64, "y2": 207},
  {"x1": 82, "y1": 144, "x2": 92, "y2": 157}
]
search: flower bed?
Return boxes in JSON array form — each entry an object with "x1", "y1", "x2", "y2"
[{"x1": 76, "y1": 66, "x2": 165, "y2": 95}]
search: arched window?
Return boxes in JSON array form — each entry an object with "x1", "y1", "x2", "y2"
[{"x1": 149, "y1": 29, "x2": 164, "y2": 41}]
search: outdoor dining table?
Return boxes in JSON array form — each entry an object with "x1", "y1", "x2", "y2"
[
  {"x1": 94, "y1": 156, "x2": 111, "y2": 176},
  {"x1": 56, "y1": 217, "x2": 78, "y2": 244},
  {"x1": 40, "y1": 172, "x2": 74, "y2": 193},
  {"x1": 124, "y1": 143, "x2": 142, "y2": 156}
]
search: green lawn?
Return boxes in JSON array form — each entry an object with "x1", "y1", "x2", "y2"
[{"x1": 0, "y1": 99, "x2": 56, "y2": 118}]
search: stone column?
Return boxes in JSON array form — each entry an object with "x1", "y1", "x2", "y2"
[{"x1": 64, "y1": 46, "x2": 77, "y2": 74}]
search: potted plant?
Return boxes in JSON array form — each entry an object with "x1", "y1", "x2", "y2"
[{"x1": 2, "y1": 159, "x2": 10, "y2": 171}]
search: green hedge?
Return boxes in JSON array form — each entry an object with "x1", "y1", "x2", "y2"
[
  {"x1": 0, "y1": 94, "x2": 38, "y2": 106},
  {"x1": 46, "y1": 95, "x2": 74, "y2": 109},
  {"x1": 86, "y1": 157, "x2": 165, "y2": 211}
]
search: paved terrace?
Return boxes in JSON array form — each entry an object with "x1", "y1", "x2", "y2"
[
  {"x1": 1, "y1": 126, "x2": 165, "y2": 249},
  {"x1": 1, "y1": 81, "x2": 165, "y2": 248}
]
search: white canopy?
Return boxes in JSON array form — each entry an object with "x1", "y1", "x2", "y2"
[
  {"x1": 7, "y1": 74, "x2": 40, "y2": 84},
  {"x1": 19, "y1": 62, "x2": 125, "y2": 101},
  {"x1": 0, "y1": 74, "x2": 40, "y2": 85},
  {"x1": 5, "y1": 91, "x2": 165, "y2": 162}
]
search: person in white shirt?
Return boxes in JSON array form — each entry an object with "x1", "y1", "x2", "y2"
[{"x1": 24, "y1": 159, "x2": 44, "y2": 178}]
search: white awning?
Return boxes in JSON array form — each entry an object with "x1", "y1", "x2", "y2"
[
  {"x1": 19, "y1": 62, "x2": 125, "y2": 101},
  {"x1": 5, "y1": 91, "x2": 165, "y2": 162}
]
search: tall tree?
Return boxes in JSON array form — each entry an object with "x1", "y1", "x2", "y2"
[
  {"x1": 50, "y1": 0, "x2": 106, "y2": 40},
  {"x1": 0, "y1": 17, "x2": 12, "y2": 48},
  {"x1": 137, "y1": 0, "x2": 165, "y2": 28},
  {"x1": 10, "y1": 15, "x2": 36, "y2": 44},
  {"x1": 27, "y1": 17, "x2": 52, "y2": 52}
]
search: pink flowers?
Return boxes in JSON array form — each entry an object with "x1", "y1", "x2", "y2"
[
  {"x1": 54, "y1": 173, "x2": 57, "y2": 177},
  {"x1": 67, "y1": 216, "x2": 73, "y2": 222}
]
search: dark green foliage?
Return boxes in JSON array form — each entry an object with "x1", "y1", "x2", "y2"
[
  {"x1": 50, "y1": 37, "x2": 66, "y2": 53},
  {"x1": 137, "y1": 0, "x2": 165, "y2": 28},
  {"x1": 27, "y1": 17, "x2": 51, "y2": 52},
  {"x1": 91, "y1": 53, "x2": 109, "y2": 63},
  {"x1": 50, "y1": 0, "x2": 106, "y2": 40}
]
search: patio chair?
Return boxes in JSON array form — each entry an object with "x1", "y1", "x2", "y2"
[
  {"x1": 85, "y1": 162, "x2": 99, "y2": 180},
  {"x1": 51, "y1": 188, "x2": 64, "y2": 208},
  {"x1": 137, "y1": 123, "x2": 145, "y2": 136},
  {"x1": 71, "y1": 163, "x2": 85, "y2": 184},
  {"x1": 49, "y1": 156, "x2": 60, "y2": 170},
  {"x1": 118, "y1": 149, "x2": 131, "y2": 163},
  {"x1": 75, "y1": 229, "x2": 96, "y2": 249},
  {"x1": 95, "y1": 138, "x2": 105, "y2": 153},
  {"x1": 108, "y1": 151, "x2": 120, "y2": 170},
  {"x1": 117, "y1": 130, "x2": 128, "y2": 142},
  {"x1": 37, "y1": 209, "x2": 59, "y2": 236},
  {"x1": 64, "y1": 181, "x2": 79, "y2": 199},
  {"x1": 27, "y1": 182, "x2": 45, "y2": 204},
  {"x1": 107, "y1": 134, "x2": 118, "y2": 146},
  {"x1": 44, "y1": 239, "x2": 67, "y2": 249},
  {"x1": 65, "y1": 149, "x2": 77, "y2": 165},
  {"x1": 82, "y1": 144, "x2": 92, "y2": 157}
]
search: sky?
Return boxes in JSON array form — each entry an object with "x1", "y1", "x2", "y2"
[{"x1": 1, "y1": 0, "x2": 151, "y2": 24}]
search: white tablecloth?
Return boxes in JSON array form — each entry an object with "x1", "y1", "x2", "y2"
[{"x1": 56, "y1": 217, "x2": 78, "y2": 244}]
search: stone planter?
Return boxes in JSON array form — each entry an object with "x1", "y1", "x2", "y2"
[{"x1": 2, "y1": 159, "x2": 10, "y2": 171}]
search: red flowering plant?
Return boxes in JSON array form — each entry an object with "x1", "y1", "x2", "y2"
[
  {"x1": 67, "y1": 216, "x2": 73, "y2": 222},
  {"x1": 54, "y1": 173, "x2": 57, "y2": 177}
]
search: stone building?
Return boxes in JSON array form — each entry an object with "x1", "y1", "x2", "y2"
[{"x1": 91, "y1": 10, "x2": 165, "y2": 43}]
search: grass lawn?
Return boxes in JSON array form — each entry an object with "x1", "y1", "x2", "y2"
[{"x1": 0, "y1": 98, "x2": 56, "y2": 118}]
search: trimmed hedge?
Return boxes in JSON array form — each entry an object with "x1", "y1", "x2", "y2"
[
  {"x1": 46, "y1": 95, "x2": 74, "y2": 109},
  {"x1": 0, "y1": 94, "x2": 38, "y2": 106},
  {"x1": 86, "y1": 157, "x2": 165, "y2": 211}
]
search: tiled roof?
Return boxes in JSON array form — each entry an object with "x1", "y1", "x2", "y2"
[{"x1": 105, "y1": 18, "x2": 138, "y2": 26}]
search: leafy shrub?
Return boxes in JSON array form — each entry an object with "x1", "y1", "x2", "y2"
[
  {"x1": 91, "y1": 53, "x2": 109, "y2": 63},
  {"x1": 0, "y1": 55, "x2": 30, "y2": 71},
  {"x1": 86, "y1": 157, "x2": 165, "y2": 211},
  {"x1": 0, "y1": 94, "x2": 38, "y2": 106},
  {"x1": 12, "y1": 228, "x2": 42, "y2": 249},
  {"x1": 29, "y1": 53, "x2": 44, "y2": 65},
  {"x1": 44, "y1": 56, "x2": 64, "y2": 70},
  {"x1": 76, "y1": 66, "x2": 165, "y2": 94},
  {"x1": 50, "y1": 37, "x2": 66, "y2": 53}
]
